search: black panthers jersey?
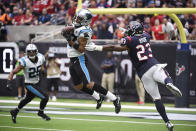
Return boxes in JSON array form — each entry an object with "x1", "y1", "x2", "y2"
[{"x1": 121, "y1": 32, "x2": 159, "y2": 78}]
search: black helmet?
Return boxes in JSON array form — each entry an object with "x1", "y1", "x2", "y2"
[{"x1": 127, "y1": 21, "x2": 144, "y2": 36}]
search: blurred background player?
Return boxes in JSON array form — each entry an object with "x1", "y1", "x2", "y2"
[
  {"x1": 15, "y1": 50, "x2": 27, "y2": 100},
  {"x1": 101, "y1": 51, "x2": 116, "y2": 102},
  {"x1": 45, "y1": 51, "x2": 61, "y2": 101},
  {"x1": 135, "y1": 73, "x2": 145, "y2": 105},
  {"x1": 62, "y1": 9, "x2": 121, "y2": 113},
  {"x1": 7, "y1": 44, "x2": 50, "y2": 123}
]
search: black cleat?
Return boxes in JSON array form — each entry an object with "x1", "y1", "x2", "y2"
[
  {"x1": 113, "y1": 96, "x2": 121, "y2": 114},
  {"x1": 38, "y1": 111, "x2": 51, "y2": 121},
  {"x1": 96, "y1": 95, "x2": 104, "y2": 109},
  {"x1": 10, "y1": 109, "x2": 19, "y2": 123}
]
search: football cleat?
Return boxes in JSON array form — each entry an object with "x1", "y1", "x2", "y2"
[
  {"x1": 96, "y1": 95, "x2": 104, "y2": 109},
  {"x1": 113, "y1": 96, "x2": 121, "y2": 114},
  {"x1": 38, "y1": 111, "x2": 51, "y2": 121},
  {"x1": 166, "y1": 83, "x2": 182, "y2": 97},
  {"x1": 10, "y1": 109, "x2": 19, "y2": 123},
  {"x1": 166, "y1": 121, "x2": 174, "y2": 131}
]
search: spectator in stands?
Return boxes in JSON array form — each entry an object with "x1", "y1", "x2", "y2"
[
  {"x1": 0, "y1": 21, "x2": 9, "y2": 41},
  {"x1": 180, "y1": 14, "x2": 195, "y2": 34},
  {"x1": 67, "y1": 0, "x2": 76, "y2": 18},
  {"x1": 47, "y1": 0, "x2": 60, "y2": 14},
  {"x1": 56, "y1": 5, "x2": 68, "y2": 25},
  {"x1": 22, "y1": 9, "x2": 33, "y2": 25},
  {"x1": 190, "y1": 24, "x2": 196, "y2": 40},
  {"x1": 12, "y1": 9, "x2": 24, "y2": 25},
  {"x1": 38, "y1": 8, "x2": 51, "y2": 25},
  {"x1": 97, "y1": 0, "x2": 110, "y2": 8},
  {"x1": 115, "y1": 21, "x2": 125, "y2": 40},
  {"x1": 152, "y1": 19, "x2": 164, "y2": 40},
  {"x1": 12, "y1": 6, "x2": 19, "y2": 18},
  {"x1": 162, "y1": 17, "x2": 175, "y2": 40},
  {"x1": 101, "y1": 51, "x2": 116, "y2": 102},
  {"x1": 173, "y1": 23, "x2": 190, "y2": 40},
  {"x1": 33, "y1": 0, "x2": 41, "y2": 16},
  {"x1": 143, "y1": 16, "x2": 152, "y2": 35},
  {"x1": 0, "y1": 8, "x2": 12, "y2": 25}
]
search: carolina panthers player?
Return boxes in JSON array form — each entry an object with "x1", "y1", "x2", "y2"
[
  {"x1": 62, "y1": 9, "x2": 121, "y2": 113},
  {"x1": 100, "y1": 21, "x2": 182, "y2": 131},
  {"x1": 7, "y1": 44, "x2": 50, "y2": 123}
]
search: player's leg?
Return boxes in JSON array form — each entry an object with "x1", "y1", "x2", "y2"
[
  {"x1": 153, "y1": 64, "x2": 182, "y2": 97},
  {"x1": 142, "y1": 66, "x2": 174, "y2": 130},
  {"x1": 69, "y1": 61, "x2": 103, "y2": 108},
  {"x1": 10, "y1": 88, "x2": 35, "y2": 123},
  {"x1": 46, "y1": 78, "x2": 52, "y2": 99},
  {"x1": 52, "y1": 78, "x2": 59, "y2": 101},
  {"x1": 26, "y1": 84, "x2": 50, "y2": 121}
]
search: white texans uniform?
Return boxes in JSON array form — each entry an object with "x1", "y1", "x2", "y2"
[
  {"x1": 19, "y1": 53, "x2": 45, "y2": 84},
  {"x1": 67, "y1": 25, "x2": 92, "y2": 58}
]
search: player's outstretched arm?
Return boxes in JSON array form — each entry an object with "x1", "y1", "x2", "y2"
[
  {"x1": 102, "y1": 45, "x2": 129, "y2": 52},
  {"x1": 8, "y1": 65, "x2": 24, "y2": 81}
]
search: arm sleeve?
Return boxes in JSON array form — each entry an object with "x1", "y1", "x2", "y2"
[{"x1": 18, "y1": 58, "x2": 26, "y2": 67}]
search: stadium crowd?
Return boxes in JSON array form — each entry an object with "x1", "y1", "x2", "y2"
[{"x1": 0, "y1": 0, "x2": 195, "y2": 40}]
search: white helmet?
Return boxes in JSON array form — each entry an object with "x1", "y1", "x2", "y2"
[
  {"x1": 25, "y1": 44, "x2": 38, "y2": 59},
  {"x1": 73, "y1": 9, "x2": 93, "y2": 27}
]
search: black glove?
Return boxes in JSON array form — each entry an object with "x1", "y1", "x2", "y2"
[
  {"x1": 61, "y1": 30, "x2": 72, "y2": 41},
  {"x1": 6, "y1": 80, "x2": 13, "y2": 91}
]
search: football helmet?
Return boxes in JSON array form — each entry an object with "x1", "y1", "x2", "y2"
[
  {"x1": 73, "y1": 9, "x2": 93, "y2": 27},
  {"x1": 127, "y1": 21, "x2": 144, "y2": 36},
  {"x1": 25, "y1": 44, "x2": 38, "y2": 59}
]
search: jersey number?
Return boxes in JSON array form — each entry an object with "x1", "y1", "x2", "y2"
[
  {"x1": 136, "y1": 43, "x2": 152, "y2": 61},
  {"x1": 29, "y1": 65, "x2": 41, "y2": 78}
]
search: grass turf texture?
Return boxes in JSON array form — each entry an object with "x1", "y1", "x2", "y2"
[{"x1": 0, "y1": 96, "x2": 196, "y2": 131}]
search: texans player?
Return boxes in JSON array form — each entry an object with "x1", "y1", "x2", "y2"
[
  {"x1": 7, "y1": 44, "x2": 50, "y2": 123},
  {"x1": 61, "y1": 9, "x2": 121, "y2": 113},
  {"x1": 101, "y1": 21, "x2": 182, "y2": 131}
]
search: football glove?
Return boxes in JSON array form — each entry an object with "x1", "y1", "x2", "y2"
[
  {"x1": 61, "y1": 30, "x2": 72, "y2": 41},
  {"x1": 6, "y1": 80, "x2": 13, "y2": 91}
]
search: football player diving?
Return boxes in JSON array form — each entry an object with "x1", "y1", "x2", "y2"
[
  {"x1": 7, "y1": 44, "x2": 51, "y2": 123},
  {"x1": 91, "y1": 21, "x2": 182, "y2": 131},
  {"x1": 61, "y1": 9, "x2": 121, "y2": 113}
]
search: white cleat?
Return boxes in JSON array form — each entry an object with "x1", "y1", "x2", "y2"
[
  {"x1": 166, "y1": 121, "x2": 174, "y2": 131},
  {"x1": 166, "y1": 83, "x2": 182, "y2": 97}
]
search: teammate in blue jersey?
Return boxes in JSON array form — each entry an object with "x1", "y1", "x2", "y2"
[
  {"x1": 101, "y1": 21, "x2": 182, "y2": 131},
  {"x1": 7, "y1": 44, "x2": 50, "y2": 123}
]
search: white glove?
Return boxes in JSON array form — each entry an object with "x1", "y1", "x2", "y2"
[{"x1": 85, "y1": 42, "x2": 103, "y2": 51}]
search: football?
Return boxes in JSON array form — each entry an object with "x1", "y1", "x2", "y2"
[{"x1": 62, "y1": 26, "x2": 74, "y2": 34}]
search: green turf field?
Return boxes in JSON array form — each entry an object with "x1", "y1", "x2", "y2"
[{"x1": 0, "y1": 96, "x2": 196, "y2": 131}]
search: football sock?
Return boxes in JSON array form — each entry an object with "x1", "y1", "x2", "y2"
[
  {"x1": 81, "y1": 86, "x2": 94, "y2": 95},
  {"x1": 106, "y1": 91, "x2": 117, "y2": 101},
  {"x1": 93, "y1": 83, "x2": 108, "y2": 95},
  {"x1": 154, "y1": 100, "x2": 169, "y2": 123},
  {"x1": 164, "y1": 77, "x2": 173, "y2": 85},
  {"x1": 92, "y1": 91, "x2": 100, "y2": 100},
  {"x1": 18, "y1": 96, "x2": 33, "y2": 109},
  {"x1": 40, "y1": 97, "x2": 49, "y2": 110}
]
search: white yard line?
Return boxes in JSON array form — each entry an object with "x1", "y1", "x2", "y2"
[
  {"x1": 0, "y1": 125, "x2": 73, "y2": 131},
  {"x1": 0, "y1": 100, "x2": 196, "y2": 112},
  {"x1": 0, "y1": 114, "x2": 196, "y2": 127}
]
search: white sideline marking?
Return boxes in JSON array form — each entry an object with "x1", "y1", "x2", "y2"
[
  {"x1": 0, "y1": 125, "x2": 73, "y2": 131},
  {"x1": 0, "y1": 100, "x2": 196, "y2": 112},
  {"x1": 1, "y1": 106, "x2": 196, "y2": 121},
  {"x1": 0, "y1": 114, "x2": 196, "y2": 127}
]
